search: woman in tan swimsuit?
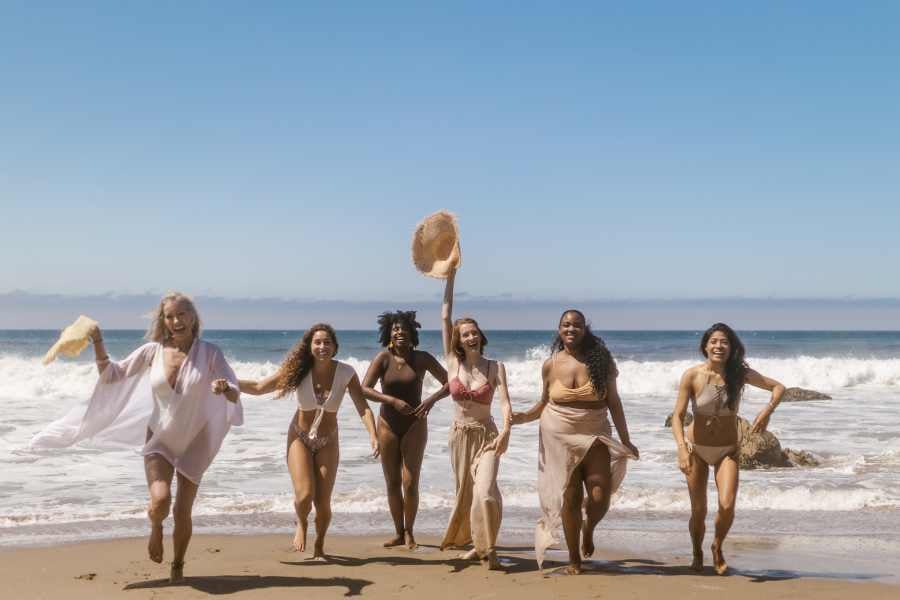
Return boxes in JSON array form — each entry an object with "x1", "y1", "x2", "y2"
[
  {"x1": 512, "y1": 309, "x2": 639, "y2": 574},
  {"x1": 671, "y1": 323, "x2": 785, "y2": 575}
]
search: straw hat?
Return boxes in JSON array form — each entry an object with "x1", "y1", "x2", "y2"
[
  {"x1": 43, "y1": 315, "x2": 99, "y2": 365},
  {"x1": 411, "y1": 210, "x2": 462, "y2": 279}
]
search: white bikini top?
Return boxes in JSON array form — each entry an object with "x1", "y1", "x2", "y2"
[{"x1": 296, "y1": 361, "x2": 356, "y2": 412}]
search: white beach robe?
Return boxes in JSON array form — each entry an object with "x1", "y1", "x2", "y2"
[{"x1": 31, "y1": 340, "x2": 243, "y2": 484}]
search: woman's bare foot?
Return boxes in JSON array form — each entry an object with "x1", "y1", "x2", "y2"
[
  {"x1": 580, "y1": 523, "x2": 595, "y2": 558},
  {"x1": 148, "y1": 523, "x2": 164, "y2": 563},
  {"x1": 711, "y1": 542, "x2": 728, "y2": 575},
  {"x1": 169, "y1": 560, "x2": 184, "y2": 584},
  {"x1": 312, "y1": 539, "x2": 326, "y2": 560},
  {"x1": 457, "y1": 548, "x2": 478, "y2": 560},
  {"x1": 383, "y1": 534, "x2": 405, "y2": 548},
  {"x1": 565, "y1": 562, "x2": 583, "y2": 575},
  {"x1": 292, "y1": 522, "x2": 307, "y2": 552},
  {"x1": 404, "y1": 531, "x2": 417, "y2": 550},
  {"x1": 483, "y1": 549, "x2": 502, "y2": 571},
  {"x1": 690, "y1": 551, "x2": 704, "y2": 572}
]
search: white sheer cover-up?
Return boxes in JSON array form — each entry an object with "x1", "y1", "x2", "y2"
[
  {"x1": 534, "y1": 402, "x2": 636, "y2": 569},
  {"x1": 30, "y1": 340, "x2": 243, "y2": 484}
]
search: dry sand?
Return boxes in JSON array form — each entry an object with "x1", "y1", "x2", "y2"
[{"x1": 1, "y1": 533, "x2": 895, "y2": 599}]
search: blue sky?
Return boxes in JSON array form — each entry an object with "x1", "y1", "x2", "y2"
[{"x1": 2, "y1": 2, "x2": 899, "y2": 325}]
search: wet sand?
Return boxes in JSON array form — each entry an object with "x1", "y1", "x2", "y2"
[{"x1": 0, "y1": 533, "x2": 896, "y2": 599}]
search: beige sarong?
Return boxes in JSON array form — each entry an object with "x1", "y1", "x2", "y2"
[
  {"x1": 440, "y1": 419, "x2": 502, "y2": 557},
  {"x1": 535, "y1": 403, "x2": 636, "y2": 569}
]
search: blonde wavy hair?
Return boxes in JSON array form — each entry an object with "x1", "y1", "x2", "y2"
[{"x1": 145, "y1": 292, "x2": 202, "y2": 343}]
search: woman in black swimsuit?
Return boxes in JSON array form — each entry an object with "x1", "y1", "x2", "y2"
[{"x1": 362, "y1": 310, "x2": 448, "y2": 549}]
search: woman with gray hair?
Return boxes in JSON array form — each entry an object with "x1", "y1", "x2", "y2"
[{"x1": 31, "y1": 292, "x2": 243, "y2": 583}]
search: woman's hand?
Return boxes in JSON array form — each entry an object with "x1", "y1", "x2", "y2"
[
  {"x1": 388, "y1": 398, "x2": 414, "y2": 415},
  {"x1": 89, "y1": 324, "x2": 103, "y2": 344},
  {"x1": 211, "y1": 379, "x2": 231, "y2": 395},
  {"x1": 751, "y1": 409, "x2": 772, "y2": 434},
  {"x1": 412, "y1": 398, "x2": 435, "y2": 419},
  {"x1": 677, "y1": 444, "x2": 692, "y2": 474},
  {"x1": 369, "y1": 435, "x2": 380, "y2": 459},
  {"x1": 624, "y1": 440, "x2": 640, "y2": 460},
  {"x1": 484, "y1": 429, "x2": 510, "y2": 456},
  {"x1": 510, "y1": 412, "x2": 527, "y2": 426}
]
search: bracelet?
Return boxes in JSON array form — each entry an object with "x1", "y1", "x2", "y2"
[{"x1": 95, "y1": 355, "x2": 110, "y2": 362}]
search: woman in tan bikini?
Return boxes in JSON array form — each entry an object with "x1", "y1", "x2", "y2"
[
  {"x1": 239, "y1": 324, "x2": 378, "y2": 558},
  {"x1": 671, "y1": 322, "x2": 785, "y2": 575},
  {"x1": 512, "y1": 309, "x2": 639, "y2": 574}
]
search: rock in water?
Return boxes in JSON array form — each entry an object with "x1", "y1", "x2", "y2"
[
  {"x1": 738, "y1": 417, "x2": 790, "y2": 468},
  {"x1": 782, "y1": 387, "x2": 831, "y2": 401},
  {"x1": 783, "y1": 448, "x2": 821, "y2": 467}
]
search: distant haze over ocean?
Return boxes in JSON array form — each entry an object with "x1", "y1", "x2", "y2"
[{"x1": 2, "y1": 291, "x2": 900, "y2": 330}]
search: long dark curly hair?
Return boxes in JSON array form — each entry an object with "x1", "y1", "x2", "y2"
[
  {"x1": 699, "y1": 322, "x2": 748, "y2": 410},
  {"x1": 275, "y1": 323, "x2": 339, "y2": 398},
  {"x1": 377, "y1": 310, "x2": 421, "y2": 348},
  {"x1": 550, "y1": 309, "x2": 615, "y2": 396}
]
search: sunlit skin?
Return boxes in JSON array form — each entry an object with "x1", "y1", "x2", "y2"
[
  {"x1": 361, "y1": 318, "x2": 448, "y2": 550},
  {"x1": 422, "y1": 267, "x2": 512, "y2": 570},
  {"x1": 238, "y1": 328, "x2": 378, "y2": 559},
  {"x1": 511, "y1": 310, "x2": 638, "y2": 575},
  {"x1": 671, "y1": 327, "x2": 785, "y2": 575},
  {"x1": 87, "y1": 296, "x2": 236, "y2": 583}
]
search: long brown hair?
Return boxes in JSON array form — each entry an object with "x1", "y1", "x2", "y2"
[
  {"x1": 275, "y1": 324, "x2": 339, "y2": 398},
  {"x1": 145, "y1": 292, "x2": 201, "y2": 343},
  {"x1": 700, "y1": 322, "x2": 748, "y2": 410},
  {"x1": 450, "y1": 317, "x2": 488, "y2": 362}
]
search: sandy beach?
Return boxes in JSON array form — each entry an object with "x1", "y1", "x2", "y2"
[{"x1": 1, "y1": 533, "x2": 896, "y2": 600}]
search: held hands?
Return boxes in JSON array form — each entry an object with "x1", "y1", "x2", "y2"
[
  {"x1": 412, "y1": 398, "x2": 436, "y2": 419},
  {"x1": 211, "y1": 379, "x2": 232, "y2": 395},
  {"x1": 510, "y1": 412, "x2": 526, "y2": 426}
]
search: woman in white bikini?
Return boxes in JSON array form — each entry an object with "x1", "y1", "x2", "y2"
[
  {"x1": 239, "y1": 324, "x2": 378, "y2": 558},
  {"x1": 671, "y1": 322, "x2": 785, "y2": 575}
]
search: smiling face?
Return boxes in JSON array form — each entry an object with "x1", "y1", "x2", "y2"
[
  {"x1": 390, "y1": 321, "x2": 411, "y2": 349},
  {"x1": 310, "y1": 329, "x2": 336, "y2": 361},
  {"x1": 705, "y1": 330, "x2": 731, "y2": 364},
  {"x1": 458, "y1": 322, "x2": 483, "y2": 354},
  {"x1": 163, "y1": 298, "x2": 196, "y2": 343},
  {"x1": 558, "y1": 311, "x2": 586, "y2": 348}
]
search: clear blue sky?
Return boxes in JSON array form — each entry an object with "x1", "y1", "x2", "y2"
[{"x1": 2, "y1": 2, "x2": 899, "y2": 306}]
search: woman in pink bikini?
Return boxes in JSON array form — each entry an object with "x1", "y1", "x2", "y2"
[
  {"x1": 670, "y1": 322, "x2": 785, "y2": 575},
  {"x1": 415, "y1": 267, "x2": 513, "y2": 570}
]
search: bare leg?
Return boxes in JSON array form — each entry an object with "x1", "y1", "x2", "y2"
[
  {"x1": 399, "y1": 417, "x2": 427, "y2": 549},
  {"x1": 711, "y1": 456, "x2": 739, "y2": 575},
  {"x1": 378, "y1": 417, "x2": 406, "y2": 547},
  {"x1": 560, "y1": 462, "x2": 585, "y2": 575},
  {"x1": 287, "y1": 417, "x2": 316, "y2": 552},
  {"x1": 580, "y1": 441, "x2": 612, "y2": 560},
  {"x1": 170, "y1": 472, "x2": 199, "y2": 583},
  {"x1": 684, "y1": 452, "x2": 710, "y2": 572},
  {"x1": 312, "y1": 436, "x2": 339, "y2": 559},
  {"x1": 143, "y1": 452, "x2": 174, "y2": 565}
]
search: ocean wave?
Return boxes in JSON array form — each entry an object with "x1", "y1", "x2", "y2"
[{"x1": 4, "y1": 353, "x2": 900, "y2": 403}]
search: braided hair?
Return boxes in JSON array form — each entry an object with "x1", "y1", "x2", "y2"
[
  {"x1": 699, "y1": 322, "x2": 748, "y2": 410},
  {"x1": 377, "y1": 310, "x2": 421, "y2": 348},
  {"x1": 551, "y1": 309, "x2": 616, "y2": 395},
  {"x1": 275, "y1": 324, "x2": 338, "y2": 398}
]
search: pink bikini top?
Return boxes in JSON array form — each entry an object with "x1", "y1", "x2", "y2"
[{"x1": 449, "y1": 361, "x2": 495, "y2": 405}]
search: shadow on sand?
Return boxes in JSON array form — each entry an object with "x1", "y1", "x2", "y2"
[{"x1": 124, "y1": 574, "x2": 373, "y2": 596}]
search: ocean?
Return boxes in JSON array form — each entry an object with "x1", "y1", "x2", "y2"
[{"x1": 2, "y1": 329, "x2": 899, "y2": 577}]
